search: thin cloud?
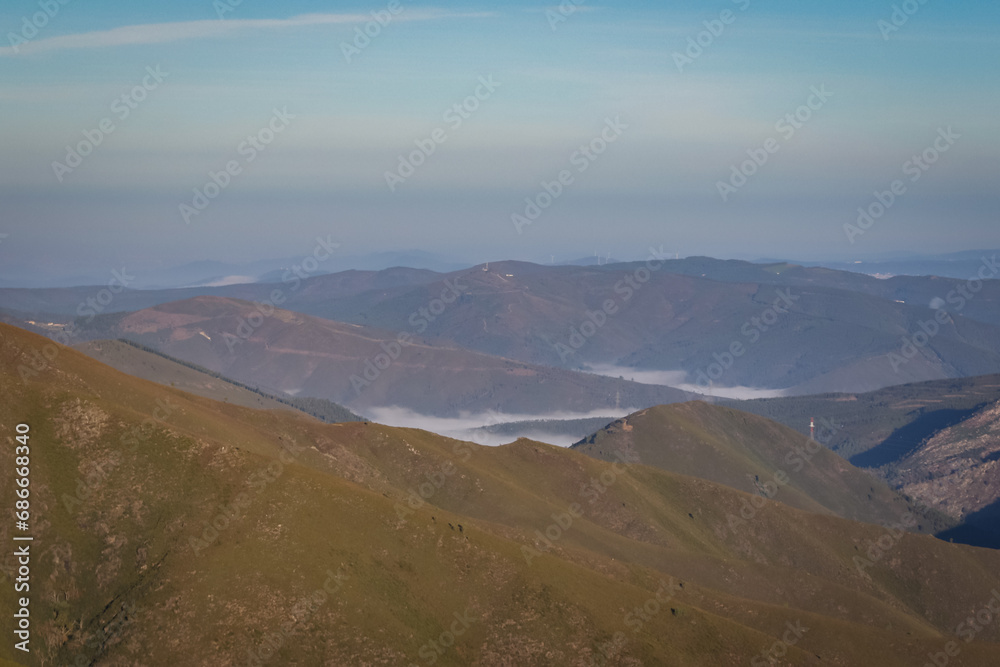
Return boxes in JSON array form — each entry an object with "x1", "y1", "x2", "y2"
[
  {"x1": 522, "y1": 5, "x2": 600, "y2": 15},
  {"x1": 0, "y1": 11, "x2": 497, "y2": 57},
  {"x1": 364, "y1": 406, "x2": 629, "y2": 447},
  {"x1": 584, "y1": 364, "x2": 788, "y2": 400}
]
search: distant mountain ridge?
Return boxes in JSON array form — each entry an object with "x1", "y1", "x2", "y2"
[
  {"x1": 797, "y1": 249, "x2": 1000, "y2": 281},
  {"x1": 4, "y1": 256, "x2": 1000, "y2": 396},
  {"x1": 0, "y1": 250, "x2": 469, "y2": 288},
  {"x1": 73, "y1": 295, "x2": 693, "y2": 418}
]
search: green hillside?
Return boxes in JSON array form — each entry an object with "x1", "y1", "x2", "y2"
[
  {"x1": 571, "y1": 402, "x2": 955, "y2": 534},
  {"x1": 3, "y1": 323, "x2": 1000, "y2": 665}
]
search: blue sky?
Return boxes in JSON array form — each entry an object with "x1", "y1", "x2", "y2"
[{"x1": 1, "y1": 1, "x2": 998, "y2": 282}]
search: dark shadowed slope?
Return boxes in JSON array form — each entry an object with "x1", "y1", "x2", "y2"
[
  {"x1": 719, "y1": 374, "x2": 1000, "y2": 462},
  {"x1": 882, "y1": 400, "x2": 1000, "y2": 548}
]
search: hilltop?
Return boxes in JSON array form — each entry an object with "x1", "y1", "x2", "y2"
[
  {"x1": 570, "y1": 401, "x2": 953, "y2": 533},
  {"x1": 69, "y1": 295, "x2": 693, "y2": 417}
]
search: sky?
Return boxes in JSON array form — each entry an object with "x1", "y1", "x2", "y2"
[{"x1": 1, "y1": 0, "x2": 998, "y2": 284}]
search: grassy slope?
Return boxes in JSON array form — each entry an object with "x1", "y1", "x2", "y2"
[
  {"x1": 721, "y1": 376, "x2": 1000, "y2": 550},
  {"x1": 570, "y1": 402, "x2": 955, "y2": 534},
  {"x1": 74, "y1": 338, "x2": 363, "y2": 423},
  {"x1": 2, "y1": 323, "x2": 1000, "y2": 665}
]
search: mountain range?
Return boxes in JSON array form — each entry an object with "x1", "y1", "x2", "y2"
[
  {"x1": 3, "y1": 321, "x2": 1000, "y2": 665},
  {"x1": 4, "y1": 257, "x2": 1000, "y2": 398},
  {"x1": 72, "y1": 295, "x2": 692, "y2": 418}
]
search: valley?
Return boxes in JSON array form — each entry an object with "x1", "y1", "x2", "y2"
[{"x1": 4, "y1": 322, "x2": 1000, "y2": 665}]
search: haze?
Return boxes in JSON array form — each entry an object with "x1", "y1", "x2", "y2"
[{"x1": 1, "y1": 1, "x2": 999, "y2": 284}]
